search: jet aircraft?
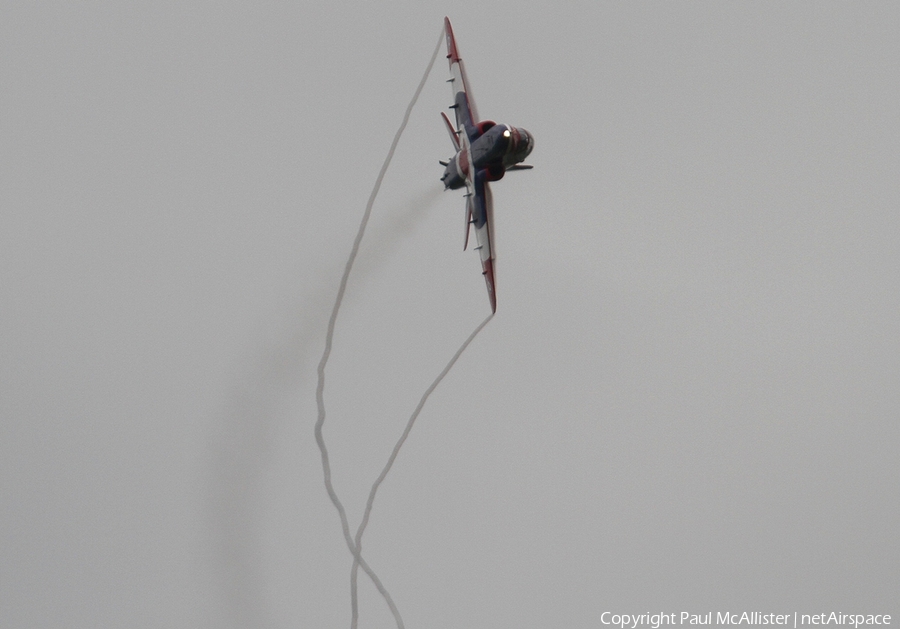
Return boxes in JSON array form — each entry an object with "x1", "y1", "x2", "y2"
[{"x1": 440, "y1": 17, "x2": 534, "y2": 313}]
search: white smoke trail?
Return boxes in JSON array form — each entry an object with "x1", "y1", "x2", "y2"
[
  {"x1": 353, "y1": 185, "x2": 443, "y2": 284},
  {"x1": 349, "y1": 312, "x2": 493, "y2": 629},
  {"x1": 314, "y1": 28, "x2": 444, "y2": 629},
  {"x1": 205, "y1": 185, "x2": 444, "y2": 629}
]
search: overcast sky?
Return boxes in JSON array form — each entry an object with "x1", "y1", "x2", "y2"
[{"x1": 2, "y1": 2, "x2": 898, "y2": 628}]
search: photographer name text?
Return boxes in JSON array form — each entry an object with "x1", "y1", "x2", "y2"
[{"x1": 600, "y1": 612, "x2": 891, "y2": 629}]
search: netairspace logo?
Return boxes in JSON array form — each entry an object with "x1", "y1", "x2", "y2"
[{"x1": 600, "y1": 613, "x2": 892, "y2": 629}]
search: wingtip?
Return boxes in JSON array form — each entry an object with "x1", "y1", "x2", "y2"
[
  {"x1": 483, "y1": 257, "x2": 497, "y2": 313},
  {"x1": 444, "y1": 17, "x2": 460, "y2": 63}
]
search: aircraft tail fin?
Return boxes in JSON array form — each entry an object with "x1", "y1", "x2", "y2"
[{"x1": 440, "y1": 111, "x2": 460, "y2": 150}]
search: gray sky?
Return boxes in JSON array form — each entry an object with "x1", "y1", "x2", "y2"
[{"x1": 2, "y1": 3, "x2": 898, "y2": 628}]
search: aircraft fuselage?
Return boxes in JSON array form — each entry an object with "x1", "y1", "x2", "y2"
[{"x1": 441, "y1": 122, "x2": 534, "y2": 190}]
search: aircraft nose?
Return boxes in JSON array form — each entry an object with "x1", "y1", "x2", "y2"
[{"x1": 519, "y1": 128, "x2": 534, "y2": 157}]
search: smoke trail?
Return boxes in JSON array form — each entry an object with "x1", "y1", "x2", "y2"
[
  {"x1": 349, "y1": 312, "x2": 493, "y2": 628},
  {"x1": 314, "y1": 28, "x2": 444, "y2": 629},
  {"x1": 204, "y1": 184, "x2": 444, "y2": 629},
  {"x1": 353, "y1": 185, "x2": 443, "y2": 284}
]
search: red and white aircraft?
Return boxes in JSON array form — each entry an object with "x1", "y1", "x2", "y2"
[{"x1": 440, "y1": 17, "x2": 534, "y2": 313}]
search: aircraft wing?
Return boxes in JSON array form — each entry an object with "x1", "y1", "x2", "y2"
[
  {"x1": 445, "y1": 17, "x2": 496, "y2": 312},
  {"x1": 444, "y1": 17, "x2": 479, "y2": 141},
  {"x1": 467, "y1": 174, "x2": 496, "y2": 312}
]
